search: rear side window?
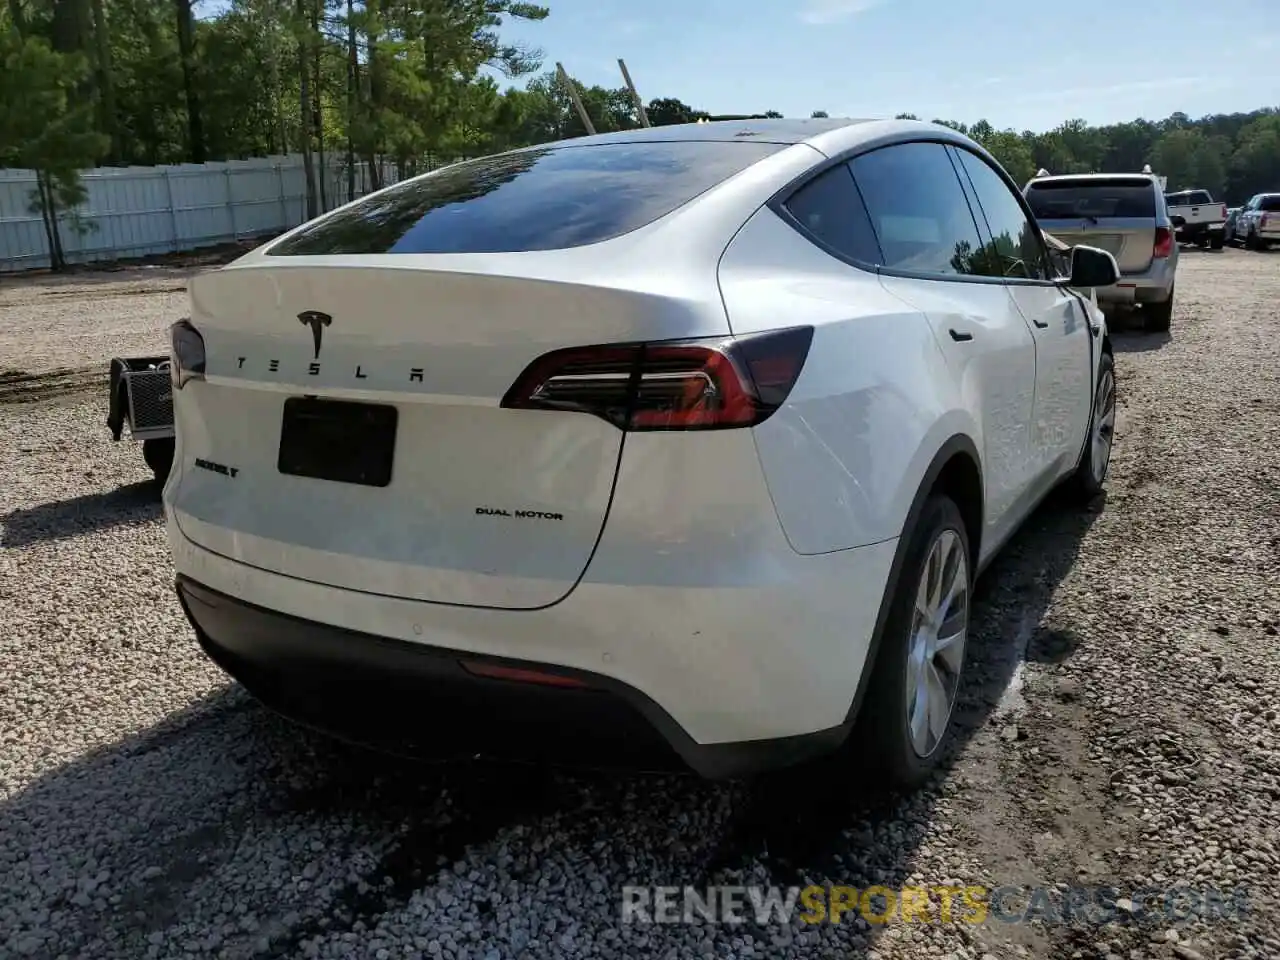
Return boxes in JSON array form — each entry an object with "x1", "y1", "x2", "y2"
[
  {"x1": 848, "y1": 141, "x2": 988, "y2": 277},
  {"x1": 1260, "y1": 196, "x2": 1280, "y2": 212},
  {"x1": 1025, "y1": 178, "x2": 1157, "y2": 219},
  {"x1": 268, "y1": 141, "x2": 784, "y2": 256},
  {"x1": 782, "y1": 162, "x2": 882, "y2": 264}
]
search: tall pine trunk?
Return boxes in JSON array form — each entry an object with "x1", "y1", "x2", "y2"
[
  {"x1": 345, "y1": 0, "x2": 357, "y2": 202},
  {"x1": 174, "y1": 0, "x2": 205, "y2": 162},
  {"x1": 310, "y1": 0, "x2": 327, "y2": 211},
  {"x1": 364, "y1": 0, "x2": 382, "y2": 191},
  {"x1": 296, "y1": 0, "x2": 318, "y2": 219},
  {"x1": 90, "y1": 0, "x2": 121, "y2": 161}
]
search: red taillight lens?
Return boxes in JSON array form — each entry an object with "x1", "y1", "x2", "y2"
[
  {"x1": 500, "y1": 326, "x2": 814, "y2": 431},
  {"x1": 1263, "y1": 214, "x2": 1271, "y2": 228},
  {"x1": 1221, "y1": 204, "x2": 1228, "y2": 220},
  {"x1": 1153, "y1": 227, "x2": 1173, "y2": 259}
]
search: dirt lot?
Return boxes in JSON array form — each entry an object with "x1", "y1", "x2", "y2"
[{"x1": 1, "y1": 248, "x2": 1279, "y2": 960}]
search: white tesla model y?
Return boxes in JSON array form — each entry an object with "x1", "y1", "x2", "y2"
[{"x1": 165, "y1": 118, "x2": 1119, "y2": 788}]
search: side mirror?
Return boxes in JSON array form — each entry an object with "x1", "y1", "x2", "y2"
[
  {"x1": 1170, "y1": 214, "x2": 1186, "y2": 228},
  {"x1": 1067, "y1": 244, "x2": 1120, "y2": 288}
]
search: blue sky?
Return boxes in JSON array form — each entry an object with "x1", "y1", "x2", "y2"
[{"x1": 485, "y1": 0, "x2": 1280, "y2": 132}]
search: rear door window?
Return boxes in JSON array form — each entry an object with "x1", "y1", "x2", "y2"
[
  {"x1": 1260, "y1": 196, "x2": 1280, "y2": 212},
  {"x1": 1025, "y1": 179, "x2": 1157, "y2": 219},
  {"x1": 267, "y1": 140, "x2": 785, "y2": 256},
  {"x1": 847, "y1": 141, "x2": 989, "y2": 277}
]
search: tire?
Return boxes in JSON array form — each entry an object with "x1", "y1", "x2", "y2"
[
  {"x1": 1245, "y1": 231, "x2": 1259, "y2": 251},
  {"x1": 143, "y1": 437, "x2": 175, "y2": 486},
  {"x1": 853, "y1": 495, "x2": 971, "y2": 790},
  {"x1": 1068, "y1": 351, "x2": 1116, "y2": 500},
  {"x1": 1145, "y1": 286, "x2": 1173, "y2": 332},
  {"x1": 1210, "y1": 234, "x2": 1224, "y2": 250}
]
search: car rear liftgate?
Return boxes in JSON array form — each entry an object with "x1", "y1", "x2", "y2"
[{"x1": 168, "y1": 261, "x2": 734, "y2": 610}]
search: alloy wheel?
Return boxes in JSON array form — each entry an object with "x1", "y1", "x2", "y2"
[
  {"x1": 1092, "y1": 366, "x2": 1116, "y2": 485},
  {"x1": 904, "y1": 528, "x2": 968, "y2": 758}
]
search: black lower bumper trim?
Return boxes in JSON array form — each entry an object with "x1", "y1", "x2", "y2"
[{"x1": 175, "y1": 576, "x2": 847, "y2": 780}]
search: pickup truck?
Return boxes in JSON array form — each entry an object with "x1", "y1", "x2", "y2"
[
  {"x1": 1163, "y1": 189, "x2": 1227, "y2": 249},
  {"x1": 107, "y1": 356, "x2": 175, "y2": 484},
  {"x1": 1233, "y1": 192, "x2": 1280, "y2": 250}
]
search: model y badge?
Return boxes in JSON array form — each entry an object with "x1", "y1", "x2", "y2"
[{"x1": 297, "y1": 310, "x2": 332, "y2": 359}]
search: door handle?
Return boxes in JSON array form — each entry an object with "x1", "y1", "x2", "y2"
[
  {"x1": 1031, "y1": 318, "x2": 1049, "y2": 329},
  {"x1": 948, "y1": 329, "x2": 974, "y2": 342}
]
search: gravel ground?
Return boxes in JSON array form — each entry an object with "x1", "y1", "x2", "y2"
[{"x1": 2, "y1": 246, "x2": 1278, "y2": 960}]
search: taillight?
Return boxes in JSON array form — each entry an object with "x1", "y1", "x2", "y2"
[
  {"x1": 1221, "y1": 204, "x2": 1228, "y2": 220},
  {"x1": 500, "y1": 326, "x2": 814, "y2": 431},
  {"x1": 169, "y1": 318, "x2": 206, "y2": 388},
  {"x1": 1153, "y1": 227, "x2": 1173, "y2": 259},
  {"x1": 1263, "y1": 214, "x2": 1271, "y2": 229}
]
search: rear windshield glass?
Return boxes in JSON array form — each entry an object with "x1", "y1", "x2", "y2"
[
  {"x1": 1025, "y1": 179, "x2": 1157, "y2": 219},
  {"x1": 1166, "y1": 191, "x2": 1212, "y2": 205},
  {"x1": 267, "y1": 141, "x2": 784, "y2": 256},
  {"x1": 1260, "y1": 196, "x2": 1280, "y2": 212}
]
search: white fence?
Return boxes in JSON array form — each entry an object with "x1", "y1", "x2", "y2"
[{"x1": 0, "y1": 154, "x2": 460, "y2": 274}]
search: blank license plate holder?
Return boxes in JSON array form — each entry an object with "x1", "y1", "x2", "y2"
[{"x1": 277, "y1": 397, "x2": 397, "y2": 487}]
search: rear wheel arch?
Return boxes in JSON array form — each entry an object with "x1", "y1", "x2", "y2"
[{"x1": 839, "y1": 434, "x2": 983, "y2": 728}]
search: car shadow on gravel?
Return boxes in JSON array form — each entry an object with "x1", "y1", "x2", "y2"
[
  {"x1": 1110, "y1": 328, "x2": 1171, "y2": 353},
  {"x1": 687, "y1": 490, "x2": 1102, "y2": 945},
  {"x1": 0, "y1": 493, "x2": 1102, "y2": 959},
  {"x1": 0, "y1": 680, "x2": 619, "y2": 958},
  {"x1": 1, "y1": 480, "x2": 161, "y2": 548}
]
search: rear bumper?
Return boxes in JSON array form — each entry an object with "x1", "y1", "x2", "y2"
[
  {"x1": 170, "y1": 530, "x2": 898, "y2": 780},
  {"x1": 1175, "y1": 222, "x2": 1224, "y2": 236},
  {"x1": 1096, "y1": 258, "x2": 1176, "y2": 304}
]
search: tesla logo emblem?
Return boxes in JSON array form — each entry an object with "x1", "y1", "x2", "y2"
[{"x1": 297, "y1": 310, "x2": 332, "y2": 359}]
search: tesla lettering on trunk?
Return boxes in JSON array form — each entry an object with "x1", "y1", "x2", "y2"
[{"x1": 235, "y1": 357, "x2": 428, "y2": 383}]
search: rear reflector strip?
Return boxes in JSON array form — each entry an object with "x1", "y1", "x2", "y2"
[{"x1": 461, "y1": 661, "x2": 590, "y2": 689}]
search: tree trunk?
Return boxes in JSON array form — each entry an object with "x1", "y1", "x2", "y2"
[
  {"x1": 36, "y1": 172, "x2": 68, "y2": 272},
  {"x1": 89, "y1": 0, "x2": 122, "y2": 161},
  {"x1": 311, "y1": 0, "x2": 327, "y2": 211},
  {"x1": 345, "y1": 0, "x2": 357, "y2": 202},
  {"x1": 297, "y1": 0, "x2": 318, "y2": 220},
  {"x1": 365, "y1": 0, "x2": 383, "y2": 191},
  {"x1": 8, "y1": 0, "x2": 27, "y2": 35},
  {"x1": 174, "y1": 0, "x2": 206, "y2": 162}
]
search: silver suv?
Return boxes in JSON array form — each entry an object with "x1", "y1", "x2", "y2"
[{"x1": 1024, "y1": 173, "x2": 1178, "y2": 332}]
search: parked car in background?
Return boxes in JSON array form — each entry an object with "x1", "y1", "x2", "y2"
[
  {"x1": 1224, "y1": 207, "x2": 1243, "y2": 245},
  {"x1": 1234, "y1": 193, "x2": 1280, "y2": 250},
  {"x1": 1025, "y1": 171, "x2": 1178, "y2": 331},
  {"x1": 163, "y1": 118, "x2": 1120, "y2": 791},
  {"x1": 1163, "y1": 189, "x2": 1226, "y2": 249}
]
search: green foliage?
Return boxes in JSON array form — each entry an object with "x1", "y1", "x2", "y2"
[
  {"x1": 0, "y1": 25, "x2": 108, "y2": 268},
  {"x1": 3, "y1": 0, "x2": 1280, "y2": 218}
]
